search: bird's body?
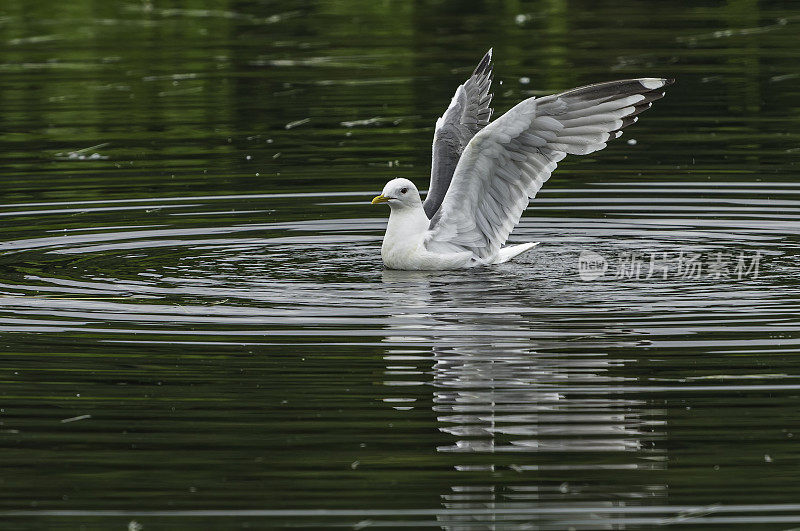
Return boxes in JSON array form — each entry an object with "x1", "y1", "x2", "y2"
[
  {"x1": 372, "y1": 49, "x2": 673, "y2": 270},
  {"x1": 375, "y1": 178, "x2": 540, "y2": 270},
  {"x1": 380, "y1": 199, "x2": 466, "y2": 270}
]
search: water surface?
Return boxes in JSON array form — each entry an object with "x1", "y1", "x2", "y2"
[{"x1": 2, "y1": 0, "x2": 800, "y2": 528}]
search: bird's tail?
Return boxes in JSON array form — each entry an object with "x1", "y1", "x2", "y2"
[{"x1": 496, "y1": 242, "x2": 539, "y2": 264}]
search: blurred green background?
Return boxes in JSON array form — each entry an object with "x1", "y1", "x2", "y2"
[
  {"x1": 2, "y1": 0, "x2": 797, "y2": 204},
  {"x1": 2, "y1": 1, "x2": 800, "y2": 529}
]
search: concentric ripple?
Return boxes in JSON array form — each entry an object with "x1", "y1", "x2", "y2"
[
  {"x1": 3, "y1": 0, "x2": 800, "y2": 526},
  {"x1": 2, "y1": 183, "x2": 800, "y2": 527}
]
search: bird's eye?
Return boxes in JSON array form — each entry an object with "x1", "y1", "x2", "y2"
[{"x1": 400, "y1": 187, "x2": 408, "y2": 194}]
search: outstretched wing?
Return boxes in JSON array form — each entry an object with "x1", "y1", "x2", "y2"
[
  {"x1": 423, "y1": 49, "x2": 494, "y2": 219},
  {"x1": 425, "y1": 78, "x2": 674, "y2": 260}
]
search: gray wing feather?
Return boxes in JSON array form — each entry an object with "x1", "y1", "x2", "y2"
[
  {"x1": 425, "y1": 78, "x2": 674, "y2": 260},
  {"x1": 423, "y1": 49, "x2": 494, "y2": 219}
]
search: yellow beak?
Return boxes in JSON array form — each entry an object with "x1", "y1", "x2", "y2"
[{"x1": 371, "y1": 194, "x2": 390, "y2": 204}]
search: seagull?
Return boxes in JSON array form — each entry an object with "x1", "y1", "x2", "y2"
[{"x1": 371, "y1": 49, "x2": 673, "y2": 270}]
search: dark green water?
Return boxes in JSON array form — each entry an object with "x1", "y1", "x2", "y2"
[{"x1": 2, "y1": 0, "x2": 800, "y2": 529}]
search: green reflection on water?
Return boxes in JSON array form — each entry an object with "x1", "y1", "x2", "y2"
[{"x1": 1, "y1": 0, "x2": 800, "y2": 528}]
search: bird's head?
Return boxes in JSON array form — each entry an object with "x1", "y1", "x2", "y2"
[{"x1": 371, "y1": 178, "x2": 421, "y2": 210}]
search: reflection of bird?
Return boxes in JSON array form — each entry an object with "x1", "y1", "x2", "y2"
[{"x1": 372, "y1": 49, "x2": 673, "y2": 270}]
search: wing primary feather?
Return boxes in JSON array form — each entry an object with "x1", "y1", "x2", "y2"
[
  {"x1": 424, "y1": 50, "x2": 496, "y2": 219},
  {"x1": 425, "y1": 75, "x2": 673, "y2": 261}
]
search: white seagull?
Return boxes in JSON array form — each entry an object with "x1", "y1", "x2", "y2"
[{"x1": 371, "y1": 49, "x2": 673, "y2": 270}]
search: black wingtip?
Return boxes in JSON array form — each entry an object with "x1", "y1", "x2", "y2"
[{"x1": 472, "y1": 48, "x2": 494, "y2": 78}]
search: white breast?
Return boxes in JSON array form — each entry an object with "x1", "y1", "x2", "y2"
[
  {"x1": 380, "y1": 207, "x2": 428, "y2": 269},
  {"x1": 380, "y1": 206, "x2": 474, "y2": 270}
]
